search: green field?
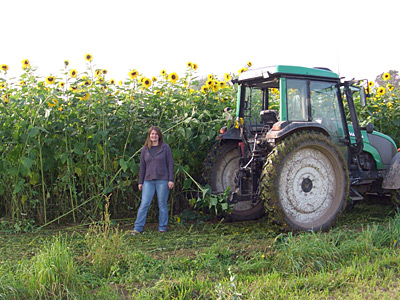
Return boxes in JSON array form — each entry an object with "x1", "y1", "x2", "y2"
[{"x1": 1, "y1": 198, "x2": 400, "y2": 299}]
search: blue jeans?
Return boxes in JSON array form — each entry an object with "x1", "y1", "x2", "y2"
[{"x1": 134, "y1": 180, "x2": 169, "y2": 232}]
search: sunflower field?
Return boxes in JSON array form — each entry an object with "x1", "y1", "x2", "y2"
[
  {"x1": 0, "y1": 55, "x2": 238, "y2": 228},
  {"x1": 0, "y1": 57, "x2": 399, "y2": 229}
]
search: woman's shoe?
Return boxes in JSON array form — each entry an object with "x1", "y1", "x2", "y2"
[{"x1": 131, "y1": 230, "x2": 141, "y2": 235}]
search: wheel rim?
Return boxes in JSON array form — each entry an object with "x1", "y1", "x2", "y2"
[
  {"x1": 213, "y1": 147, "x2": 261, "y2": 212},
  {"x1": 278, "y1": 144, "x2": 344, "y2": 228}
]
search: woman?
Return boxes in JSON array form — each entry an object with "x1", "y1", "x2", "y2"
[{"x1": 132, "y1": 126, "x2": 174, "y2": 234}]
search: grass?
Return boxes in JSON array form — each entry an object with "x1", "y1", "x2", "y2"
[{"x1": 0, "y1": 199, "x2": 400, "y2": 299}]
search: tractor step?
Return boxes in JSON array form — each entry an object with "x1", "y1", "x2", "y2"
[{"x1": 349, "y1": 187, "x2": 364, "y2": 201}]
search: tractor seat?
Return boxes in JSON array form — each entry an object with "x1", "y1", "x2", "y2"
[{"x1": 260, "y1": 110, "x2": 278, "y2": 124}]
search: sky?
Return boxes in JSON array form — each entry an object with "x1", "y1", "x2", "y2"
[{"x1": 2, "y1": 0, "x2": 399, "y2": 83}]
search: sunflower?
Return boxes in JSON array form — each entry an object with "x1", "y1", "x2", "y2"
[
  {"x1": 207, "y1": 74, "x2": 214, "y2": 80},
  {"x1": 168, "y1": 72, "x2": 179, "y2": 84},
  {"x1": 46, "y1": 76, "x2": 56, "y2": 85},
  {"x1": 219, "y1": 81, "x2": 226, "y2": 89},
  {"x1": 129, "y1": 69, "x2": 139, "y2": 79},
  {"x1": 83, "y1": 92, "x2": 90, "y2": 100},
  {"x1": 383, "y1": 72, "x2": 391, "y2": 81},
  {"x1": 19, "y1": 81, "x2": 26, "y2": 87},
  {"x1": 161, "y1": 69, "x2": 167, "y2": 76},
  {"x1": 201, "y1": 85, "x2": 209, "y2": 93},
  {"x1": 1, "y1": 64, "x2": 9, "y2": 72},
  {"x1": 368, "y1": 81, "x2": 374, "y2": 88},
  {"x1": 212, "y1": 84, "x2": 219, "y2": 92},
  {"x1": 142, "y1": 78, "x2": 152, "y2": 88},
  {"x1": 70, "y1": 69, "x2": 77, "y2": 78},
  {"x1": 206, "y1": 79, "x2": 214, "y2": 87},
  {"x1": 22, "y1": 59, "x2": 30, "y2": 69},
  {"x1": 95, "y1": 70, "x2": 102, "y2": 77},
  {"x1": 192, "y1": 63, "x2": 198, "y2": 70},
  {"x1": 109, "y1": 79, "x2": 115, "y2": 85},
  {"x1": 85, "y1": 53, "x2": 93, "y2": 62},
  {"x1": 187, "y1": 62, "x2": 193, "y2": 68},
  {"x1": 152, "y1": 76, "x2": 157, "y2": 82},
  {"x1": 70, "y1": 85, "x2": 78, "y2": 92},
  {"x1": 47, "y1": 98, "x2": 58, "y2": 107},
  {"x1": 247, "y1": 61, "x2": 252, "y2": 67},
  {"x1": 154, "y1": 90, "x2": 162, "y2": 96},
  {"x1": 118, "y1": 80, "x2": 122, "y2": 86},
  {"x1": 238, "y1": 67, "x2": 246, "y2": 74},
  {"x1": 59, "y1": 82, "x2": 65, "y2": 88},
  {"x1": 102, "y1": 69, "x2": 107, "y2": 75},
  {"x1": 387, "y1": 83, "x2": 394, "y2": 91},
  {"x1": 0, "y1": 82, "x2": 5, "y2": 89},
  {"x1": 377, "y1": 87, "x2": 386, "y2": 96},
  {"x1": 224, "y1": 73, "x2": 231, "y2": 82},
  {"x1": 64, "y1": 60, "x2": 69, "y2": 67}
]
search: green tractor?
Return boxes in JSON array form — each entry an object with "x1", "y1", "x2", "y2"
[{"x1": 203, "y1": 65, "x2": 400, "y2": 231}]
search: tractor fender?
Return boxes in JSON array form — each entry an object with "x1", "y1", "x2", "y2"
[{"x1": 382, "y1": 152, "x2": 400, "y2": 189}]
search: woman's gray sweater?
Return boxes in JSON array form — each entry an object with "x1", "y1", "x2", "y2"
[{"x1": 138, "y1": 143, "x2": 174, "y2": 184}]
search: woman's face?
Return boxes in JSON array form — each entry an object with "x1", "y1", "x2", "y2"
[{"x1": 149, "y1": 130, "x2": 159, "y2": 144}]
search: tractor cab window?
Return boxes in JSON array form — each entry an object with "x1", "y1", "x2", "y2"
[
  {"x1": 286, "y1": 79, "x2": 308, "y2": 121},
  {"x1": 310, "y1": 81, "x2": 345, "y2": 144},
  {"x1": 243, "y1": 86, "x2": 280, "y2": 132}
]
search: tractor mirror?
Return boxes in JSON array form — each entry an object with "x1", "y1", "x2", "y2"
[{"x1": 360, "y1": 88, "x2": 367, "y2": 107}]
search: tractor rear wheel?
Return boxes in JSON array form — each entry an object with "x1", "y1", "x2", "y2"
[
  {"x1": 202, "y1": 142, "x2": 265, "y2": 220},
  {"x1": 260, "y1": 132, "x2": 349, "y2": 231}
]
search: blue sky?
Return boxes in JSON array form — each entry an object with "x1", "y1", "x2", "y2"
[{"x1": 2, "y1": 0, "x2": 398, "y2": 82}]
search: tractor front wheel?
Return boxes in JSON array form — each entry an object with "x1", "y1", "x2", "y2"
[{"x1": 260, "y1": 132, "x2": 349, "y2": 231}]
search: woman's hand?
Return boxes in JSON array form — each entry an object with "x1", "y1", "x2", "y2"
[
  {"x1": 138, "y1": 184, "x2": 143, "y2": 191},
  {"x1": 168, "y1": 181, "x2": 174, "y2": 190}
]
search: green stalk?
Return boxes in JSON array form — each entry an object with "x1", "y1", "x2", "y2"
[
  {"x1": 38, "y1": 134, "x2": 47, "y2": 224},
  {"x1": 64, "y1": 121, "x2": 76, "y2": 223}
]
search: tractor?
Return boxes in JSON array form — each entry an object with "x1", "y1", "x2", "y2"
[{"x1": 203, "y1": 65, "x2": 400, "y2": 231}]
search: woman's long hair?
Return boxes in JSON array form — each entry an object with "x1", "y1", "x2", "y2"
[{"x1": 144, "y1": 126, "x2": 163, "y2": 149}]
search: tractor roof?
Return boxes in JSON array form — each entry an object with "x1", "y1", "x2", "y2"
[{"x1": 238, "y1": 65, "x2": 339, "y2": 82}]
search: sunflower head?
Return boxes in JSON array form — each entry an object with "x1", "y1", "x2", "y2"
[
  {"x1": 22, "y1": 59, "x2": 30, "y2": 70},
  {"x1": 247, "y1": 61, "x2": 252, "y2": 67},
  {"x1": 201, "y1": 85, "x2": 209, "y2": 93},
  {"x1": 129, "y1": 69, "x2": 139, "y2": 80},
  {"x1": 142, "y1": 78, "x2": 152, "y2": 89},
  {"x1": 386, "y1": 83, "x2": 394, "y2": 91},
  {"x1": 224, "y1": 73, "x2": 232, "y2": 82},
  {"x1": 64, "y1": 60, "x2": 69, "y2": 67},
  {"x1": 192, "y1": 63, "x2": 198, "y2": 70},
  {"x1": 168, "y1": 72, "x2": 179, "y2": 84},
  {"x1": 377, "y1": 86, "x2": 386, "y2": 96},
  {"x1": 95, "y1": 70, "x2": 102, "y2": 77},
  {"x1": 85, "y1": 53, "x2": 93, "y2": 62},
  {"x1": 102, "y1": 69, "x2": 107, "y2": 75},
  {"x1": 383, "y1": 72, "x2": 391, "y2": 81},
  {"x1": 19, "y1": 81, "x2": 26, "y2": 87},
  {"x1": 46, "y1": 76, "x2": 56, "y2": 85},
  {"x1": 186, "y1": 62, "x2": 193, "y2": 68},
  {"x1": 109, "y1": 79, "x2": 115, "y2": 85},
  {"x1": 59, "y1": 82, "x2": 65, "y2": 88},
  {"x1": 152, "y1": 76, "x2": 157, "y2": 82},
  {"x1": 1, "y1": 64, "x2": 9, "y2": 72},
  {"x1": 70, "y1": 69, "x2": 77, "y2": 78},
  {"x1": 368, "y1": 81, "x2": 374, "y2": 88}
]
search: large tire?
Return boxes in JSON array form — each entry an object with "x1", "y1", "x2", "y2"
[
  {"x1": 202, "y1": 142, "x2": 265, "y2": 220},
  {"x1": 260, "y1": 132, "x2": 349, "y2": 231}
]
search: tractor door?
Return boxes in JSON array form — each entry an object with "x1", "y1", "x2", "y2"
[{"x1": 285, "y1": 78, "x2": 348, "y2": 154}]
